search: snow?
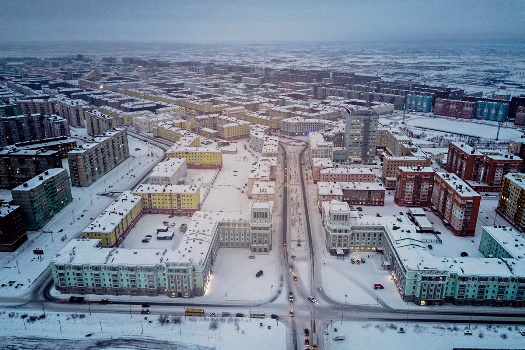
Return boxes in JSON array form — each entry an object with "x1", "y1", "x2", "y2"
[
  {"x1": 325, "y1": 321, "x2": 525, "y2": 350},
  {"x1": 0, "y1": 309, "x2": 287, "y2": 349}
]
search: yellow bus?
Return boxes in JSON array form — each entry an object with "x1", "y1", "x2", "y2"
[{"x1": 185, "y1": 308, "x2": 205, "y2": 316}]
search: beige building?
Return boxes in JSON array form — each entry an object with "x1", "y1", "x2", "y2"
[{"x1": 382, "y1": 156, "x2": 431, "y2": 189}]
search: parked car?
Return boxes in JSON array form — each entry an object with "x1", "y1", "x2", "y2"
[
  {"x1": 271, "y1": 314, "x2": 279, "y2": 319},
  {"x1": 361, "y1": 258, "x2": 365, "y2": 263},
  {"x1": 373, "y1": 283, "x2": 384, "y2": 289},
  {"x1": 291, "y1": 255, "x2": 298, "y2": 260},
  {"x1": 235, "y1": 313, "x2": 244, "y2": 317},
  {"x1": 356, "y1": 259, "x2": 361, "y2": 264},
  {"x1": 304, "y1": 328, "x2": 310, "y2": 336},
  {"x1": 141, "y1": 303, "x2": 150, "y2": 307},
  {"x1": 289, "y1": 310, "x2": 294, "y2": 317},
  {"x1": 351, "y1": 258, "x2": 355, "y2": 264},
  {"x1": 69, "y1": 296, "x2": 84, "y2": 303},
  {"x1": 249, "y1": 255, "x2": 255, "y2": 259},
  {"x1": 222, "y1": 312, "x2": 230, "y2": 317},
  {"x1": 209, "y1": 312, "x2": 217, "y2": 317},
  {"x1": 100, "y1": 298, "x2": 110, "y2": 304},
  {"x1": 256, "y1": 270, "x2": 264, "y2": 278},
  {"x1": 317, "y1": 287, "x2": 323, "y2": 293},
  {"x1": 141, "y1": 309, "x2": 150, "y2": 314}
]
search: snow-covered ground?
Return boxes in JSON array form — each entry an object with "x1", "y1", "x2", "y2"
[
  {"x1": 0, "y1": 309, "x2": 287, "y2": 349},
  {"x1": 325, "y1": 321, "x2": 525, "y2": 350}
]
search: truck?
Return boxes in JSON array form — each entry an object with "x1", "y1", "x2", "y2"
[
  {"x1": 312, "y1": 333, "x2": 318, "y2": 349},
  {"x1": 289, "y1": 292, "x2": 294, "y2": 302}
]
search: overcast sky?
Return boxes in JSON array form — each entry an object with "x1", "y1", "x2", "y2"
[{"x1": 1, "y1": 0, "x2": 524, "y2": 44}]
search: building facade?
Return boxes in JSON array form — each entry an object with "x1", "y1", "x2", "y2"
[
  {"x1": 68, "y1": 129, "x2": 130, "y2": 187},
  {"x1": 0, "y1": 148, "x2": 62, "y2": 189},
  {"x1": 497, "y1": 173, "x2": 525, "y2": 232},
  {"x1": 345, "y1": 107, "x2": 378, "y2": 163},
  {"x1": 394, "y1": 166, "x2": 435, "y2": 207},
  {"x1": 0, "y1": 204, "x2": 27, "y2": 252},
  {"x1": 0, "y1": 114, "x2": 70, "y2": 146},
  {"x1": 431, "y1": 172, "x2": 481, "y2": 236},
  {"x1": 382, "y1": 156, "x2": 431, "y2": 189},
  {"x1": 11, "y1": 168, "x2": 72, "y2": 230}
]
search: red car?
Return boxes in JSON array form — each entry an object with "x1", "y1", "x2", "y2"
[{"x1": 373, "y1": 283, "x2": 384, "y2": 289}]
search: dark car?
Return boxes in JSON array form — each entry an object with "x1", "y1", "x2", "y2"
[
  {"x1": 69, "y1": 296, "x2": 84, "y2": 303},
  {"x1": 305, "y1": 339, "x2": 310, "y2": 347},
  {"x1": 256, "y1": 270, "x2": 264, "y2": 278},
  {"x1": 271, "y1": 314, "x2": 279, "y2": 319},
  {"x1": 235, "y1": 313, "x2": 244, "y2": 317},
  {"x1": 141, "y1": 303, "x2": 150, "y2": 307},
  {"x1": 304, "y1": 328, "x2": 310, "y2": 336},
  {"x1": 141, "y1": 309, "x2": 150, "y2": 314},
  {"x1": 100, "y1": 298, "x2": 110, "y2": 304}
]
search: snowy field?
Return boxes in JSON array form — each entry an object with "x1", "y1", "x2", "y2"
[
  {"x1": 0, "y1": 309, "x2": 287, "y2": 349},
  {"x1": 325, "y1": 321, "x2": 525, "y2": 350}
]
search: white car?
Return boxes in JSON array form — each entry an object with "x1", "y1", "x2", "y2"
[
  {"x1": 209, "y1": 312, "x2": 217, "y2": 317},
  {"x1": 308, "y1": 296, "x2": 316, "y2": 303}
]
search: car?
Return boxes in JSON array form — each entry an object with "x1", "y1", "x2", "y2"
[
  {"x1": 293, "y1": 276, "x2": 298, "y2": 281},
  {"x1": 304, "y1": 328, "x2": 310, "y2": 336},
  {"x1": 141, "y1": 303, "x2": 150, "y2": 307},
  {"x1": 256, "y1": 270, "x2": 264, "y2": 278},
  {"x1": 249, "y1": 255, "x2": 255, "y2": 259},
  {"x1": 356, "y1": 259, "x2": 361, "y2": 264},
  {"x1": 317, "y1": 287, "x2": 323, "y2": 293},
  {"x1": 141, "y1": 309, "x2": 150, "y2": 314},
  {"x1": 351, "y1": 258, "x2": 355, "y2": 264},
  {"x1": 209, "y1": 312, "x2": 217, "y2": 317},
  {"x1": 100, "y1": 298, "x2": 110, "y2": 304},
  {"x1": 58, "y1": 228, "x2": 64, "y2": 232},
  {"x1": 399, "y1": 211, "x2": 404, "y2": 215},
  {"x1": 222, "y1": 312, "x2": 230, "y2": 317},
  {"x1": 135, "y1": 148, "x2": 141, "y2": 151},
  {"x1": 271, "y1": 314, "x2": 279, "y2": 319},
  {"x1": 141, "y1": 239, "x2": 150, "y2": 243},
  {"x1": 361, "y1": 258, "x2": 365, "y2": 263},
  {"x1": 69, "y1": 296, "x2": 84, "y2": 303},
  {"x1": 373, "y1": 283, "x2": 384, "y2": 289},
  {"x1": 308, "y1": 296, "x2": 316, "y2": 303},
  {"x1": 289, "y1": 310, "x2": 294, "y2": 317},
  {"x1": 145, "y1": 235, "x2": 152, "y2": 238},
  {"x1": 235, "y1": 313, "x2": 244, "y2": 317},
  {"x1": 356, "y1": 207, "x2": 363, "y2": 211},
  {"x1": 291, "y1": 255, "x2": 298, "y2": 260},
  {"x1": 305, "y1": 339, "x2": 310, "y2": 347},
  {"x1": 464, "y1": 330, "x2": 473, "y2": 335},
  {"x1": 85, "y1": 333, "x2": 93, "y2": 337}
]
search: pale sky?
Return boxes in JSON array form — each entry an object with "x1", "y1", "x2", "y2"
[{"x1": 0, "y1": 0, "x2": 524, "y2": 43}]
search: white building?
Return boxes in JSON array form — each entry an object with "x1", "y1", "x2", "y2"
[{"x1": 148, "y1": 158, "x2": 188, "y2": 185}]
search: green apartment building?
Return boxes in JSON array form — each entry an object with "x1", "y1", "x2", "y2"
[
  {"x1": 12, "y1": 168, "x2": 72, "y2": 230},
  {"x1": 322, "y1": 200, "x2": 525, "y2": 306}
]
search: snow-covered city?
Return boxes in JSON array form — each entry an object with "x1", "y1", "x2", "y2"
[{"x1": 2, "y1": 1, "x2": 525, "y2": 349}]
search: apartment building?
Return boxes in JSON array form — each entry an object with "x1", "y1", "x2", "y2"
[
  {"x1": 148, "y1": 158, "x2": 187, "y2": 185},
  {"x1": 318, "y1": 181, "x2": 385, "y2": 208},
  {"x1": 0, "y1": 204, "x2": 27, "y2": 252},
  {"x1": 446, "y1": 142, "x2": 522, "y2": 191},
  {"x1": 0, "y1": 114, "x2": 70, "y2": 146},
  {"x1": 280, "y1": 117, "x2": 332, "y2": 136},
  {"x1": 11, "y1": 168, "x2": 72, "y2": 230},
  {"x1": 378, "y1": 129, "x2": 413, "y2": 157},
  {"x1": 321, "y1": 201, "x2": 525, "y2": 306},
  {"x1": 434, "y1": 98, "x2": 476, "y2": 119},
  {"x1": 15, "y1": 137, "x2": 77, "y2": 159},
  {"x1": 345, "y1": 107, "x2": 378, "y2": 163},
  {"x1": 311, "y1": 158, "x2": 334, "y2": 183},
  {"x1": 85, "y1": 109, "x2": 118, "y2": 136},
  {"x1": 0, "y1": 148, "x2": 62, "y2": 189},
  {"x1": 166, "y1": 147, "x2": 222, "y2": 169},
  {"x1": 497, "y1": 173, "x2": 525, "y2": 232},
  {"x1": 51, "y1": 202, "x2": 272, "y2": 298},
  {"x1": 82, "y1": 191, "x2": 143, "y2": 247},
  {"x1": 217, "y1": 119, "x2": 251, "y2": 140},
  {"x1": 133, "y1": 184, "x2": 201, "y2": 216},
  {"x1": 14, "y1": 99, "x2": 57, "y2": 115},
  {"x1": 475, "y1": 101, "x2": 509, "y2": 122},
  {"x1": 319, "y1": 167, "x2": 376, "y2": 183},
  {"x1": 249, "y1": 125, "x2": 279, "y2": 157},
  {"x1": 382, "y1": 156, "x2": 431, "y2": 189},
  {"x1": 431, "y1": 172, "x2": 481, "y2": 236},
  {"x1": 56, "y1": 97, "x2": 91, "y2": 127},
  {"x1": 394, "y1": 166, "x2": 435, "y2": 207},
  {"x1": 309, "y1": 132, "x2": 333, "y2": 159},
  {"x1": 405, "y1": 94, "x2": 433, "y2": 113},
  {"x1": 68, "y1": 129, "x2": 129, "y2": 187}
]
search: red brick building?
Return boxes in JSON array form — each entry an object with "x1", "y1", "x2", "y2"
[
  {"x1": 434, "y1": 99, "x2": 475, "y2": 119},
  {"x1": 514, "y1": 106, "x2": 525, "y2": 126},
  {"x1": 446, "y1": 142, "x2": 484, "y2": 180},
  {"x1": 431, "y1": 172, "x2": 481, "y2": 236},
  {"x1": 394, "y1": 166, "x2": 435, "y2": 207}
]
